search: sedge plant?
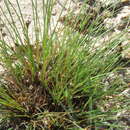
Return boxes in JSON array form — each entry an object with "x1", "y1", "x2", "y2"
[{"x1": 0, "y1": 0, "x2": 129, "y2": 129}]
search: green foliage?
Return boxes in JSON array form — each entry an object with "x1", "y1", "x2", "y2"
[{"x1": 0, "y1": 0, "x2": 128, "y2": 129}]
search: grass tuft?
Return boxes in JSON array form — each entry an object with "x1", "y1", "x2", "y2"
[{"x1": 0, "y1": 0, "x2": 129, "y2": 129}]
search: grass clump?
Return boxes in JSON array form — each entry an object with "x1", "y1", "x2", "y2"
[{"x1": 0, "y1": 0, "x2": 128, "y2": 129}]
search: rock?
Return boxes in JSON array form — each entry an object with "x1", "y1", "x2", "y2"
[{"x1": 96, "y1": 0, "x2": 120, "y2": 7}]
